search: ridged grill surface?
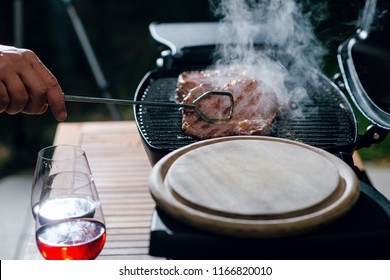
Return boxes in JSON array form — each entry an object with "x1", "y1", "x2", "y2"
[{"x1": 135, "y1": 71, "x2": 357, "y2": 154}]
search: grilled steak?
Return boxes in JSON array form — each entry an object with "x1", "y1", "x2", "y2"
[
  {"x1": 181, "y1": 79, "x2": 279, "y2": 139},
  {"x1": 176, "y1": 71, "x2": 212, "y2": 102},
  {"x1": 176, "y1": 69, "x2": 249, "y2": 102}
]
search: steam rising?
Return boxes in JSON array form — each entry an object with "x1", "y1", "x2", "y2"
[{"x1": 209, "y1": 0, "x2": 328, "y2": 102}]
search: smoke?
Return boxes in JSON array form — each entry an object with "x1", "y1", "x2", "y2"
[{"x1": 208, "y1": 0, "x2": 329, "y2": 102}]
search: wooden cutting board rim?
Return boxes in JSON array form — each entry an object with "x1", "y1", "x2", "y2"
[
  {"x1": 165, "y1": 139, "x2": 341, "y2": 217},
  {"x1": 149, "y1": 136, "x2": 360, "y2": 238}
]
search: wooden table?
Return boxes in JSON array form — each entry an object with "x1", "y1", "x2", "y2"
[{"x1": 22, "y1": 121, "x2": 162, "y2": 260}]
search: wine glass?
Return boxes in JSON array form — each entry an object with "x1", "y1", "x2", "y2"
[
  {"x1": 31, "y1": 145, "x2": 93, "y2": 219},
  {"x1": 34, "y1": 171, "x2": 106, "y2": 260}
]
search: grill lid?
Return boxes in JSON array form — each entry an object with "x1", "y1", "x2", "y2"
[{"x1": 338, "y1": 0, "x2": 390, "y2": 129}]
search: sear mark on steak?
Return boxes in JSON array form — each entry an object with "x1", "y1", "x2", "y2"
[
  {"x1": 181, "y1": 78, "x2": 280, "y2": 139},
  {"x1": 176, "y1": 69, "x2": 250, "y2": 102}
]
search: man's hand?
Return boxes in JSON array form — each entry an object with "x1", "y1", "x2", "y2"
[{"x1": 0, "y1": 45, "x2": 67, "y2": 121}]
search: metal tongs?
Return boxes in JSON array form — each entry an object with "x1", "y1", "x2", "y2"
[{"x1": 64, "y1": 91, "x2": 234, "y2": 123}]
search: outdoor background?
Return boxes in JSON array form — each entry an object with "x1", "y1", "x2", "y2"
[{"x1": 0, "y1": 0, "x2": 389, "y2": 177}]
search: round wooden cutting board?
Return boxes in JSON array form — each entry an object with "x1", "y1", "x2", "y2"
[{"x1": 149, "y1": 136, "x2": 360, "y2": 238}]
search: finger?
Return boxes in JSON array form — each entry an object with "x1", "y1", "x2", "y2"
[
  {"x1": 18, "y1": 67, "x2": 48, "y2": 115},
  {"x1": 3, "y1": 74, "x2": 29, "y2": 114},
  {"x1": 0, "y1": 81, "x2": 9, "y2": 113},
  {"x1": 45, "y1": 73, "x2": 67, "y2": 121},
  {"x1": 27, "y1": 52, "x2": 67, "y2": 121}
]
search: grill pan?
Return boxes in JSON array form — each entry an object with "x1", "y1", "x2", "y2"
[{"x1": 134, "y1": 68, "x2": 358, "y2": 165}]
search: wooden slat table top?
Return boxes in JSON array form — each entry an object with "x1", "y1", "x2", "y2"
[{"x1": 22, "y1": 121, "x2": 163, "y2": 260}]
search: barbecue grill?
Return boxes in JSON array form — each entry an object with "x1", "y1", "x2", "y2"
[
  {"x1": 134, "y1": 0, "x2": 390, "y2": 259},
  {"x1": 135, "y1": 20, "x2": 389, "y2": 165}
]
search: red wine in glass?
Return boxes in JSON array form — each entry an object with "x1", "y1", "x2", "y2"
[{"x1": 36, "y1": 219, "x2": 106, "y2": 260}]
